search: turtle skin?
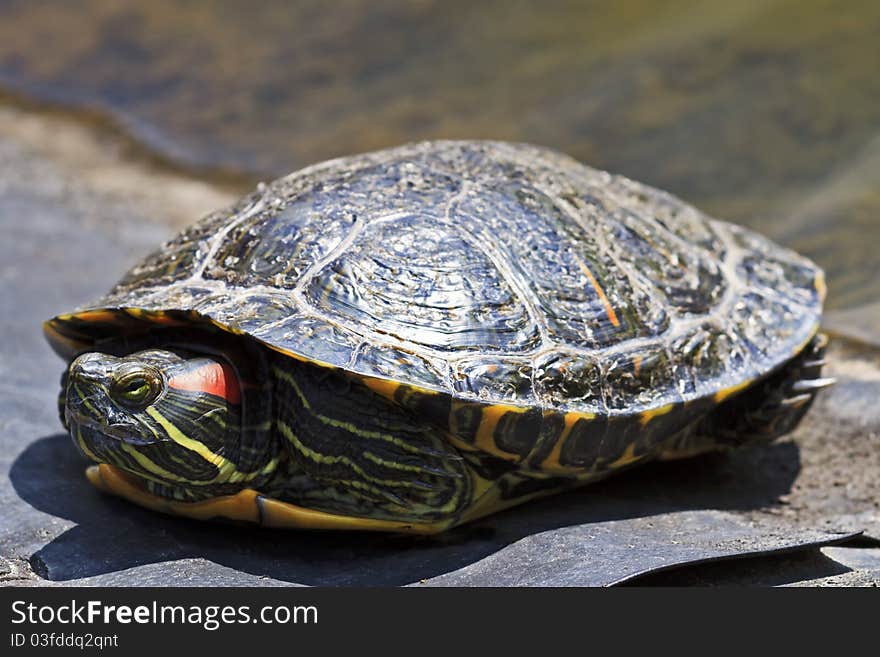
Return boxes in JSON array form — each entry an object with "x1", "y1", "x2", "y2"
[{"x1": 45, "y1": 141, "x2": 828, "y2": 532}]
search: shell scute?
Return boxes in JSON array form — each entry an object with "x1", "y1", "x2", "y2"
[
  {"x1": 258, "y1": 315, "x2": 360, "y2": 368},
  {"x1": 352, "y1": 343, "x2": 449, "y2": 391},
  {"x1": 602, "y1": 344, "x2": 677, "y2": 412},
  {"x1": 534, "y1": 352, "x2": 604, "y2": 413},
  {"x1": 205, "y1": 195, "x2": 357, "y2": 289},
  {"x1": 304, "y1": 212, "x2": 541, "y2": 353},
  {"x1": 452, "y1": 357, "x2": 536, "y2": 404}
]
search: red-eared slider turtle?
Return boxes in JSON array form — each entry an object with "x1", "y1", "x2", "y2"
[{"x1": 45, "y1": 141, "x2": 832, "y2": 533}]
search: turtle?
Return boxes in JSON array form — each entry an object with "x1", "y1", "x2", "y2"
[{"x1": 45, "y1": 140, "x2": 833, "y2": 534}]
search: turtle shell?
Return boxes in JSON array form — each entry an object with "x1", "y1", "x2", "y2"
[{"x1": 47, "y1": 141, "x2": 824, "y2": 422}]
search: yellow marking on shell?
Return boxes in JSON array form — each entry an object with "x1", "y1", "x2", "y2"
[
  {"x1": 54, "y1": 306, "x2": 248, "y2": 346},
  {"x1": 71, "y1": 309, "x2": 120, "y2": 323},
  {"x1": 122, "y1": 308, "x2": 188, "y2": 326},
  {"x1": 472, "y1": 404, "x2": 530, "y2": 462},
  {"x1": 713, "y1": 378, "x2": 753, "y2": 403},
  {"x1": 607, "y1": 443, "x2": 646, "y2": 470},
  {"x1": 145, "y1": 407, "x2": 279, "y2": 484},
  {"x1": 814, "y1": 270, "x2": 827, "y2": 303},
  {"x1": 43, "y1": 321, "x2": 93, "y2": 359},
  {"x1": 639, "y1": 402, "x2": 674, "y2": 426},
  {"x1": 540, "y1": 411, "x2": 595, "y2": 474},
  {"x1": 359, "y1": 374, "x2": 437, "y2": 401},
  {"x1": 124, "y1": 308, "x2": 149, "y2": 319},
  {"x1": 86, "y1": 464, "x2": 453, "y2": 534},
  {"x1": 573, "y1": 254, "x2": 620, "y2": 328},
  {"x1": 361, "y1": 377, "x2": 402, "y2": 403},
  {"x1": 46, "y1": 308, "x2": 191, "y2": 358},
  {"x1": 793, "y1": 324, "x2": 822, "y2": 355}
]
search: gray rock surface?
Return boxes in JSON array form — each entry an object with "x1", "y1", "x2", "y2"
[
  {"x1": 0, "y1": 104, "x2": 876, "y2": 586},
  {"x1": 419, "y1": 513, "x2": 856, "y2": 587},
  {"x1": 826, "y1": 303, "x2": 880, "y2": 349}
]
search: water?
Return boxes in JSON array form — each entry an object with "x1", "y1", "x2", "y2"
[{"x1": 0, "y1": 0, "x2": 878, "y2": 309}]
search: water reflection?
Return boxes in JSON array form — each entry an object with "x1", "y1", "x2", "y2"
[{"x1": 0, "y1": 0, "x2": 877, "y2": 308}]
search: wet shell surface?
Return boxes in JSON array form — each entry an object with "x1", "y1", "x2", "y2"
[{"x1": 70, "y1": 140, "x2": 824, "y2": 417}]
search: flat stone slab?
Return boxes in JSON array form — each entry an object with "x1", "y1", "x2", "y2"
[
  {"x1": 418, "y1": 513, "x2": 857, "y2": 587},
  {"x1": 0, "y1": 114, "x2": 874, "y2": 586},
  {"x1": 612, "y1": 541, "x2": 880, "y2": 587}
]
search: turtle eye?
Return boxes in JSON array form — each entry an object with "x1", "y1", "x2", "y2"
[{"x1": 112, "y1": 368, "x2": 162, "y2": 409}]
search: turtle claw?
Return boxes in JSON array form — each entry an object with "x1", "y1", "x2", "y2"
[
  {"x1": 791, "y1": 377, "x2": 836, "y2": 393},
  {"x1": 781, "y1": 393, "x2": 814, "y2": 408}
]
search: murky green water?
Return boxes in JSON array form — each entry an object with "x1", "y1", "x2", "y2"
[{"x1": 0, "y1": 0, "x2": 878, "y2": 309}]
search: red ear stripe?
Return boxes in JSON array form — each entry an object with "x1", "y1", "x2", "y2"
[{"x1": 168, "y1": 362, "x2": 242, "y2": 404}]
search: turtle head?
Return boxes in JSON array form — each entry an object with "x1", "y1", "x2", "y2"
[{"x1": 62, "y1": 349, "x2": 249, "y2": 500}]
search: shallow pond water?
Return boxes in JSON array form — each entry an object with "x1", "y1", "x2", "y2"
[{"x1": 0, "y1": 0, "x2": 878, "y2": 309}]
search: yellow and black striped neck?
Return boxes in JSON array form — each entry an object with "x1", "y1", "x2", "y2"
[{"x1": 266, "y1": 354, "x2": 471, "y2": 523}]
